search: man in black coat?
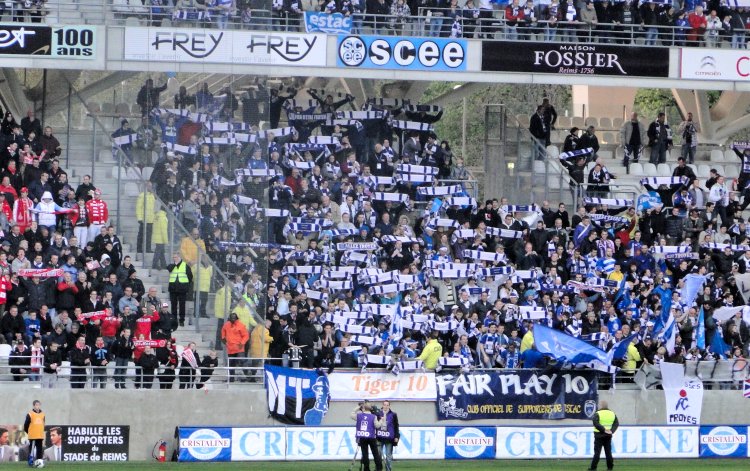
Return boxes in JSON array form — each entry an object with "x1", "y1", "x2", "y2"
[{"x1": 529, "y1": 105, "x2": 548, "y2": 161}]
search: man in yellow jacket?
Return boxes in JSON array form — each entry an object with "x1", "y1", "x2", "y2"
[
  {"x1": 418, "y1": 331, "x2": 443, "y2": 369},
  {"x1": 23, "y1": 400, "x2": 45, "y2": 462},
  {"x1": 193, "y1": 259, "x2": 213, "y2": 318},
  {"x1": 135, "y1": 181, "x2": 156, "y2": 255},
  {"x1": 152, "y1": 208, "x2": 168, "y2": 270},
  {"x1": 179, "y1": 228, "x2": 206, "y2": 266}
]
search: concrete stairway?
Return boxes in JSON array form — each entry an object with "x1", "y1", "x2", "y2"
[{"x1": 58, "y1": 129, "x2": 220, "y2": 356}]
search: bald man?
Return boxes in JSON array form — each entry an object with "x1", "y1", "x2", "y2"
[{"x1": 588, "y1": 400, "x2": 619, "y2": 471}]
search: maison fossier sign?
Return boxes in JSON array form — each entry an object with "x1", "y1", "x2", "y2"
[
  {"x1": 123, "y1": 28, "x2": 327, "y2": 66},
  {"x1": 482, "y1": 41, "x2": 669, "y2": 77}
]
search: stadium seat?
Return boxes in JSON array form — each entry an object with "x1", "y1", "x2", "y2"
[
  {"x1": 87, "y1": 102, "x2": 101, "y2": 114},
  {"x1": 598, "y1": 150, "x2": 613, "y2": 160},
  {"x1": 0, "y1": 343, "x2": 11, "y2": 360},
  {"x1": 99, "y1": 149, "x2": 112, "y2": 163},
  {"x1": 629, "y1": 163, "x2": 644, "y2": 175},
  {"x1": 125, "y1": 183, "x2": 140, "y2": 197},
  {"x1": 710, "y1": 149, "x2": 725, "y2": 162},
  {"x1": 725, "y1": 148, "x2": 737, "y2": 161},
  {"x1": 584, "y1": 117, "x2": 598, "y2": 128},
  {"x1": 142, "y1": 166, "x2": 154, "y2": 180},
  {"x1": 115, "y1": 103, "x2": 130, "y2": 117},
  {"x1": 557, "y1": 116, "x2": 571, "y2": 128},
  {"x1": 713, "y1": 164, "x2": 725, "y2": 176},
  {"x1": 124, "y1": 16, "x2": 142, "y2": 26},
  {"x1": 547, "y1": 175, "x2": 563, "y2": 189},
  {"x1": 697, "y1": 165, "x2": 711, "y2": 178},
  {"x1": 546, "y1": 145, "x2": 559, "y2": 159},
  {"x1": 162, "y1": 18, "x2": 172, "y2": 27},
  {"x1": 599, "y1": 117, "x2": 612, "y2": 129},
  {"x1": 687, "y1": 164, "x2": 698, "y2": 175},
  {"x1": 572, "y1": 116, "x2": 585, "y2": 128},
  {"x1": 533, "y1": 161, "x2": 546, "y2": 173},
  {"x1": 725, "y1": 166, "x2": 740, "y2": 179},
  {"x1": 612, "y1": 117, "x2": 624, "y2": 128},
  {"x1": 615, "y1": 147, "x2": 624, "y2": 161},
  {"x1": 58, "y1": 361, "x2": 71, "y2": 377},
  {"x1": 516, "y1": 114, "x2": 530, "y2": 127},
  {"x1": 657, "y1": 164, "x2": 671, "y2": 176},
  {"x1": 602, "y1": 132, "x2": 614, "y2": 144},
  {"x1": 101, "y1": 103, "x2": 114, "y2": 114},
  {"x1": 643, "y1": 163, "x2": 657, "y2": 176}
]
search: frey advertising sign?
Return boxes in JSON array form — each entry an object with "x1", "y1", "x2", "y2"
[
  {"x1": 482, "y1": 41, "x2": 669, "y2": 77},
  {"x1": 435, "y1": 370, "x2": 598, "y2": 420},
  {"x1": 123, "y1": 28, "x2": 326, "y2": 66},
  {"x1": 0, "y1": 24, "x2": 95, "y2": 58},
  {"x1": 337, "y1": 35, "x2": 466, "y2": 71},
  {"x1": 681, "y1": 48, "x2": 750, "y2": 81}
]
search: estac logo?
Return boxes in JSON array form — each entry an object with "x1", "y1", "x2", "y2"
[
  {"x1": 152, "y1": 31, "x2": 223, "y2": 59},
  {"x1": 0, "y1": 27, "x2": 36, "y2": 49}
]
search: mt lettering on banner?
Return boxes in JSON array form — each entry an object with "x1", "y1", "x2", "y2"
[
  {"x1": 337, "y1": 35, "x2": 466, "y2": 71},
  {"x1": 495, "y1": 426, "x2": 699, "y2": 459},
  {"x1": 45, "y1": 425, "x2": 129, "y2": 462},
  {"x1": 481, "y1": 41, "x2": 669, "y2": 77},
  {"x1": 435, "y1": 370, "x2": 598, "y2": 420},
  {"x1": 660, "y1": 362, "x2": 704, "y2": 426},
  {"x1": 122, "y1": 28, "x2": 327, "y2": 66},
  {"x1": 264, "y1": 365, "x2": 330, "y2": 425},
  {"x1": 328, "y1": 371, "x2": 436, "y2": 401}
]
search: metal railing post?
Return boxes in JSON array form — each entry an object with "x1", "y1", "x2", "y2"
[
  {"x1": 116, "y1": 153, "x2": 122, "y2": 230},
  {"x1": 66, "y1": 83, "x2": 72, "y2": 168}
]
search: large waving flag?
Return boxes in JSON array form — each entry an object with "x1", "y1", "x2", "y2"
[
  {"x1": 680, "y1": 274, "x2": 706, "y2": 309},
  {"x1": 533, "y1": 325, "x2": 619, "y2": 373},
  {"x1": 696, "y1": 307, "x2": 706, "y2": 350},
  {"x1": 710, "y1": 329, "x2": 731, "y2": 359}
]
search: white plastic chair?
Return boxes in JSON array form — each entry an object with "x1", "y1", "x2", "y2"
[{"x1": 710, "y1": 149, "x2": 725, "y2": 162}]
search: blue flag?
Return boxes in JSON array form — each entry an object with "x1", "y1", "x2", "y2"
[
  {"x1": 606, "y1": 333, "x2": 639, "y2": 362},
  {"x1": 533, "y1": 325, "x2": 616, "y2": 373},
  {"x1": 710, "y1": 329, "x2": 731, "y2": 359},
  {"x1": 430, "y1": 198, "x2": 443, "y2": 215},
  {"x1": 696, "y1": 307, "x2": 706, "y2": 350},
  {"x1": 680, "y1": 274, "x2": 706, "y2": 310},
  {"x1": 264, "y1": 365, "x2": 330, "y2": 425}
]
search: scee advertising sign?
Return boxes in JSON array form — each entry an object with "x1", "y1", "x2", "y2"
[{"x1": 337, "y1": 35, "x2": 466, "y2": 71}]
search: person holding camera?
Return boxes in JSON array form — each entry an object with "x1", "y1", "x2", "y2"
[
  {"x1": 376, "y1": 401, "x2": 400, "y2": 471},
  {"x1": 351, "y1": 401, "x2": 383, "y2": 471}
]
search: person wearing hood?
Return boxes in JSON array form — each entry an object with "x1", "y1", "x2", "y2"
[{"x1": 33, "y1": 191, "x2": 68, "y2": 233}]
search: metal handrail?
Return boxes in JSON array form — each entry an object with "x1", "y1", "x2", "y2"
[{"x1": 34, "y1": 1, "x2": 746, "y2": 49}]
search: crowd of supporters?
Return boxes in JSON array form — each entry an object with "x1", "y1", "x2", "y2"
[
  {"x1": 109, "y1": 0, "x2": 750, "y2": 48},
  {"x1": 123, "y1": 78, "x2": 749, "y2": 384}
]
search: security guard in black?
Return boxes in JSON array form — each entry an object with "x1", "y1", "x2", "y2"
[{"x1": 588, "y1": 401, "x2": 619, "y2": 471}]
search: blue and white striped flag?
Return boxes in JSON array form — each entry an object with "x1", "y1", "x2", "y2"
[
  {"x1": 584, "y1": 197, "x2": 634, "y2": 207},
  {"x1": 418, "y1": 185, "x2": 463, "y2": 196},
  {"x1": 640, "y1": 176, "x2": 688, "y2": 187}
]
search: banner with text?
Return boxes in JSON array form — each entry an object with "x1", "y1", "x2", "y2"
[
  {"x1": 328, "y1": 371, "x2": 436, "y2": 401},
  {"x1": 661, "y1": 362, "x2": 704, "y2": 426},
  {"x1": 304, "y1": 12, "x2": 352, "y2": 34},
  {"x1": 45, "y1": 425, "x2": 129, "y2": 462},
  {"x1": 123, "y1": 28, "x2": 327, "y2": 66},
  {"x1": 681, "y1": 48, "x2": 750, "y2": 81},
  {"x1": 178, "y1": 426, "x2": 445, "y2": 462},
  {"x1": 495, "y1": 426, "x2": 699, "y2": 458},
  {"x1": 435, "y1": 371, "x2": 598, "y2": 420},
  {"x1": 482, "y1": 41, "x2": 669, "y2": 77},
  {"x1": 264, "y1": 365, "x2": 330, "y2": 425},
  {"x1": 0, "y1": 24, "x2": 96, "y2": 59},
  {"x1": 699, "y1": 426, "x2": 749, "y2": 458},
  {"x1": 337, "y1": 35, "x2": 466, "y2": 71}
]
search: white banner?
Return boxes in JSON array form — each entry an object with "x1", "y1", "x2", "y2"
[
  {"x1": 495, "y1": 426, "x2": 699, "y2": 458},
  {"x1": 680, "y1": 48, "x2": 750, "y2": 81},
  {"x1": 661, "y1": 362, "x2": 704, "y2": 426},
  {"x1": 230, "y1": 426, "x2": 445, "y2": 461},
  {"x1": 328, "y1": 371, "x2": 436, "y2": 401},
  {"x1": 123, "y1": 28, "x2": 327, "y2": 66}
]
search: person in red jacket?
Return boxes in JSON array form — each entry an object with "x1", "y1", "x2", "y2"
[
  {"x1": 0, "y1": 268, "x2": 11, "y2": 311},
  {"x1": 100, "y1": 312, "x2": 121, "y2": 349},
  {"x1": 85, "y1": 189, "x2": 109, "y2": 243},
  {"x1": 688, "y1": 6, "x2": 707, "y2": 46},
  {"x1": 134, "y1": 305, "x2": 160, "y2": 340},
  {"x1": 505, "y1": 0, "x2": 525, "y2": 40},
  {"x1": 13, "y1": 187, "x2": 33, "y2": 233},
  {"x1": 0, "y1": 193, "x2": 11, "y2": 222}
]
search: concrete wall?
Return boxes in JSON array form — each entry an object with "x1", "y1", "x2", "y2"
[{"x1": 2, "y1": 388, "x2": 748, "y2": 461}]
